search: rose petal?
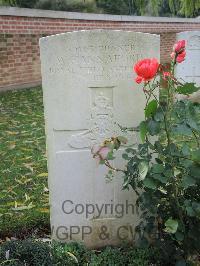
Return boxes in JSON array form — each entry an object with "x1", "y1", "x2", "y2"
[
  {"x1": 133, "y1": 58, "x2": 159, "y2": 84},
  {"x1": 135, "y1": 76, "x2": 143, "y2": 84},
  {"x1": 98, "y1": 146, "x2": 110, "y2": 160}
]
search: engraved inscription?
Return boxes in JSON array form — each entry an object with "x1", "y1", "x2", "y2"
[
  {"x1": 48, "y1": 43, "x2": 143, "y2": 81},
  {"x1": 68, "y1": 87, "x2": 137, "y2": 149}
]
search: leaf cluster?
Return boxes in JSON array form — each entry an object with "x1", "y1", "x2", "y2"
[{"x1": 121, "y1": 82, "x2": 200, "y2": 264}]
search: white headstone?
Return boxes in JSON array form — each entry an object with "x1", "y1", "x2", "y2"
[
  {"x1": 40, "y1": 30, "x2": 160, "y2": 248},
  {"x1": 176, "y1": 31, "x2": 200, "y2": 102}
]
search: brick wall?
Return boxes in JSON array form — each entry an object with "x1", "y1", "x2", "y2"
[
  {"x1": 0, "y1": 33, "x2": 41, "y2": 89},
  {"x1": 0, "y1": 7, "x2": 200, "y2": 91}
]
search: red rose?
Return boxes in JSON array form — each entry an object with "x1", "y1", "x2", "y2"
[
  {"x1": 173, "y1": 40, "x2": 186, "y2": 54},
  {"x1": 171, "y1": 50, "x2": 186, "y2": 63},
  {"x1": 135, "y1": 76, "x2": 143, "y2": 84},
  {"x1": 163, "y1": 71, "x2": 171, "y2": 80},
  {"x1": 176, "y1": 50, "x2": 186, "y2": 63},
  {"x1": 134, "y1": 58, "x2": 159, "y2": 84}
]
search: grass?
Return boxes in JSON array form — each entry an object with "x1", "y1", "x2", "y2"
[
  {"x1": 0, "y1": 86, "x2": 199, "y2": 265},
  {"x1": 0, "y1": 240, "x2": 161, "y2": 266},
  {"x1": 0, "y1": 87, "x2": 50, "y2": 238},
  {"x1": 0, "y1": 85, "x2": 161, "y2": 265}
]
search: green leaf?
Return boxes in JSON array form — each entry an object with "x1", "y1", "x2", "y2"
[
  {"x1": 176, "y1": 82, "x2": 199, "y2": 95},
  {"x1": 182, "y1": 175, "x2": 196, "y2": 189},
  {"x1": 122, "y1": 153, "x2": 129, "y2": 160},
  {"x1": 191, "y1": 149, "x2": 200, "y2": 163},
  {"x1": 125, "y1": 148, "x2": 136, "y2": 154},
  {"x1": 154, "y1": 141, "x2": 164, "y2": 154},
  {"x1": 153, "y1": 174, "x2": 168, "y2": 184},
  {"x1": 123, "y1": 176, "x2": 131, "y2": 189},
  {"x1": 138, "y1": 161, "x2": 149, "y2": 181},
  {"x1": 175, "y1": 231, "x2": 184, "y2": 241},
  {"x1": 172, "y1": 124, "x2": 192, "y2": 136},
  {"x1": 186, "y1": 120, "x2": 199, "y2": 131},
  {"x1": 152, "y1": 165, "x2": 168, "y2": 183},
  {"x1": 154, "y1": 107, "x2": 164, "y2": 122},
  {"x1": 143, "y1": 178, "x2": 157, "y2": 189},
  {"x1": 192, "y1": 203, "x2": 200, "y2": 218},
  {"x1": 186, "y1": 206, "x2": 196, "y2": 217},
  {"x1": 164, "y1": 218, "x2": 178, "y2": 234},
  {"x1": 181, "y1": 144, "x2": 190, "y2": 157},
  {"x1": 184, "y1": 200, "x2": 196, "y2": 217},
  {"x1": 152, "y1": 164, "x2": 164, "y2": 174},
  {"x1": 189, "y1": 164, "x2": 200, "y2": 178},
  {"x1": 145, "y1": 100, "x2": 158, "y2": 118},
  {"x1": 107, "y1": 151, "x2": 115, "y2": 160},
  {"x1": 167, "y1": 143, "x2": 180, "y2": 156},
  {"x1": 139, "y1": 121, "x2": 147, "y2": 143},
  {"x1": 164, "y1": 169, "x2": 173, "y2": 178},
  {"x1": 147, "y1": 120, "x2": 160, "y2": 136},
  {"x1": 175, "y1": 260, "x2": 186, "y2": 266}
]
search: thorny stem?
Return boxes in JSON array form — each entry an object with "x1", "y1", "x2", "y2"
[
  {"x1": 191, "y1": 129, "x2": 200, "y2": 148},
  {"x1": 164, "y1": 61, "x2": 176, "y2": 145},
  {"x1": 143, "y1": 84, "x2": 152, "y2": 157},
  {"x1": 166, "y1": 59, "x2": 185, "y2": 229},
  {"x1": 146, "y1": 83, "x2": 171, "y2": 146},
  {"x1": 174, "y1": 185, "x2": 184, "y2": 227},
  {"x1": 104, "y1": 160, "x2": 125, "y2": 173}
]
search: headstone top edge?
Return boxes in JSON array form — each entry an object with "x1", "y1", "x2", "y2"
[
  {"x1": 39, "y1": 29, "x2": 160, "y2": 45},
  {"x1": 177, "y1": 31, "x2": 200, "y2": 37}
]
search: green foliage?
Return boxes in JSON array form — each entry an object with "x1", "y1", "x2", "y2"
[
  {"x1": 0, "y1": 240, "x2": 161, "y2": 265},
  {"x1": 0, "y1": 87, "x2": 49, "y2": 238},
  {"x1": 0, "y1": 0, "x2": 98, "y2": 13},
  {"x1": 176, "y1": 82, "x2": 200, "y2": 95},
  {"x1": 132, "y1": 98, "x2": 199, "y2": 262},
  {"x1": 179, "y1": 0, "x2": 200, "y2": 17},
  {"x1": 89, "y1": 246, "x2": 160, "y2": 265},
  {"x1": 35, "y1": 0, "x2": 98, "y2": 13},
  {"x1": 168, "y1": 0, "x2": 181, "y2": 16},
  {"x1": 1, "y1": 0, "x2": 199, "y2": 17},
  {"x1": 97, "y1": 45, "x2": 200, "y2": 264},
  {"x1": 139, "y1": 121, "x2": 148, "y2": 143},
  {"x1": 96, "y1": 0, "x2": 130, "y2": 15},
  {"x1": 145, "y1": 99, "x2": 158, "y2": 118},
  {"x1": 0, "y1": 239, "x2": 52, "y2": 265},
  {"x1": 121, "y1": 97, "x2": 200, "y2": 263},
  {"x1": 3, "y1": 0, "x2": 38, "y2": 8},
  {"x1": 164, "y1": 218, "x2": 178, "y2": 234},
  {"x1": 51, "y1": 241, "x2": 88, "y2": 265},
  {"x1": 138, "y1": 161, "x2": 149, "y2": 180}
]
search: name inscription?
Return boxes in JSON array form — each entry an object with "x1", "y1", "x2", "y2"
[{"x1": 48, "y1": 43, "x2": 143, "y2": 81}]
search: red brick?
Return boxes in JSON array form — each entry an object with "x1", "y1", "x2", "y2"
[{"x1": 0, "y1": 15, "x2": 199, "y2": 88}]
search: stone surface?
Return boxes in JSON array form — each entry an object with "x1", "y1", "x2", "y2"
[
  {"x1": 176, "y1": 31, "x2": 200, "y2": 102},
  {"x1": 40, "y1": 30, "x2": 160, "y2": 247}
]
